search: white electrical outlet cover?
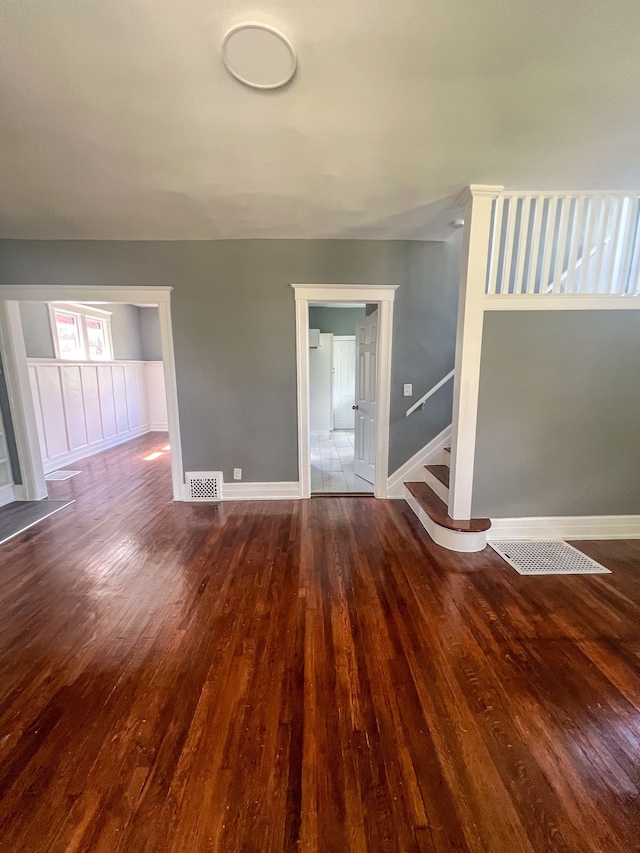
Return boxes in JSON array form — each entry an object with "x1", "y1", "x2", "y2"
[
  {"x1": 403, "y1": 384, "x2": 412, "y2": 396},
  {"x1": 233, "y1": 468, "x2": 242, "y2": 480}
]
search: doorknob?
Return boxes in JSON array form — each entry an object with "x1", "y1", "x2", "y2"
[{"x1": 352, "y1": 405, "x2": 359, "y2": 410}]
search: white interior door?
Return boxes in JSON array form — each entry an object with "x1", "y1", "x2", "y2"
[
  {"x1": 354, "y1": 312, "x2": 377, "y2": 484},
  {"x1": 332, "y1": 337, "x2": 355, "y2": 430}
]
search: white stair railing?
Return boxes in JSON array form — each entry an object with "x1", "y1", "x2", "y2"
[
  {"x1": 486, "y1": 192, "x2": 640, "y2": 297},
  {"x1": 405, "y1": 369, "x2": 455, "y2": 417}
]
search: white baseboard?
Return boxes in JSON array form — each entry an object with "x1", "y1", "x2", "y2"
[
  {"x1": 0, "y1": 483, "x2": 15, "y2": 507},
  {"x1": 488, "y1": 515, "x2": 640, "y2": 541},
  {"x1": 387, "y1": 425, "x2": 452, "y2": 498},
  {"x1": 43, "y1": 425, "x2": 151, "y2": 474},
  {"x1": 149, "y1": 422, "x2": 169, "y2": 432},
  {"x1": 221, "y1": 481, "x2": 302, "y2": 501}
]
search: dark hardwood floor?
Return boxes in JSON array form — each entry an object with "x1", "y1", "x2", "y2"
[{"x1": 0, "y1": 432, "x2": 639, "y2": 852}]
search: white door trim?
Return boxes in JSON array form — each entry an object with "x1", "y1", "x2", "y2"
[
  {"x1": 292, "y1": 284, "x2": 397, "y2": 499},
  {"x1": 0, "y1": 285, "x2": 185, "y2": 502}
]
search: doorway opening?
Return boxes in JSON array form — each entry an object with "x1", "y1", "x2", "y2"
[
  {"x1": 309, "y1": 303, "x2": 376, "y2": 494},
  {"x1": 292, "y1": 283, "x2": 397, "y2": 500},
  {"x1": 23, "y1": 300, "x2": 170, "y2": 482},
  {"x1": 0, "y1": 286, "x2": 183, "y2": 505}
]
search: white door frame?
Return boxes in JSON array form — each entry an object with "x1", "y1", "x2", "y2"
[
  {"x1": 0, "y1": 285, "x2": 184, "y2": 502},
  {"x1": 292, "y1": 284, "x2": 398, "y2": 499}
]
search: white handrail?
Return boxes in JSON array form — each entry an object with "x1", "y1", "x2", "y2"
[{"x1": 405, "y1": 369, "x2": 455, "y2": 417}]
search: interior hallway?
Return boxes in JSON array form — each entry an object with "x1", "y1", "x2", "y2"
[
  {"x1": 0, "y1": 433, "x2": 639, "y2": 852},
  {"x1": 310, "y1": 429, "x2": 374, "y2": 493}
]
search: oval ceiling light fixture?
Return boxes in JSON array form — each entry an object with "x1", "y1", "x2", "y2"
[{"x1": 222, "y1": 23, "x2": 297, "y2": 90}]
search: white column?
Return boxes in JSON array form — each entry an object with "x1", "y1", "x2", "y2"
[{"x1": 448, "y1": 185, "x2": 503, "y2": 520}]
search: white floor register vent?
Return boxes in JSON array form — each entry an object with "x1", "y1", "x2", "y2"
[
  {"x1": 490, "y1": 540, "x2": 611, "y2": 575},
  {"x1": 185, "y1": 472, "x2": 223, "y2": 502},
  {"x1": 45, "y1": 470, "x2": 81, "y2": 481}
]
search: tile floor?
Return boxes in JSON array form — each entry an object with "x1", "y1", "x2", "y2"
[{"x1": 310, "y1": 430, "x2": 374, "y2": 493}]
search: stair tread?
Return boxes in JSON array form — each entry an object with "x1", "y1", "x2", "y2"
[
  {"x1": 425, "y1": 464, "x2": 450, "y2": 488},
  {"x1": 404, "y1": 482, "x2": 491, "y2": 533}
]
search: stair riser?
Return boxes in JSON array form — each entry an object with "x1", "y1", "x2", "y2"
[
  {"x1": 424, "y1": 469, "x2": 449, "y2": 504},
  {"x1": 405, "y1": 488, "x2": 487, "y2": 553}
]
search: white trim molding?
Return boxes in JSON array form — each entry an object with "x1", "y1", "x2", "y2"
[
  {"x1": 292, "y1": 283, "x2": 398, "y2": 499},
  {"x1": 487, "y1": 516, "x2": 640, "y2": 541},
  {"x1": 0, "y1": 285, "x2": 173, "y2": 304},
  {"x1": 44, "y1": 426, "x2": 151, "y2": 472},
  {"x1": 387, "y1": 425, "x2": 451, "y2": 498},
  {"x1": 221, "y1": 481, "x2": 302, "y2": 501},
  {"x1": 0, "y1": 285, "x2": 184, "y2": 502},
  {"x1": 449, "y1": 185, "x2": 503, "y2": 520},
  {"x1": 485, "y1": 295, "x2": 640, "y2": 310}
]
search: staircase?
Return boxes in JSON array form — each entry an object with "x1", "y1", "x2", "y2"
[{"x1": 404, "y1": 446, "x2": 491, "y2": 552}]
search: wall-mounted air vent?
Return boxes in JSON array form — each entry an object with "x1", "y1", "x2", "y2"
[{"x1": 185, "y1": 471, "x2": 223, "y2": 502}]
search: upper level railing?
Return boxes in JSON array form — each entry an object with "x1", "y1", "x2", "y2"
[{"x1": 486, "y1": 192, "x2": 640, "y2": 297}]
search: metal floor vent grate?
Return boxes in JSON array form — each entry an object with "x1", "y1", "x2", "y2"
[
  {"x1": 186, "y1": 471, "x2": 222, "y2": 502},
  {"x1": 45, "y1": 470, "x2": 81, "y2": 481},
  {"x1": 489, "y1": 540, "x2": 611, "y2": 575}
]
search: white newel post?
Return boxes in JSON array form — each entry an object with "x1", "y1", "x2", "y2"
[{"x1": 448, "y1": 185, "x2": 503, "y2": 520}]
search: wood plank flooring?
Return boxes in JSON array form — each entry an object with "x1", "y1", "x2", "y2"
[
  {"x1": 0, "y1": 500, "x2": 73, "y2": 545},
  {"x1": 0, "y1": 432, "x2": 639, "y2": 852}
]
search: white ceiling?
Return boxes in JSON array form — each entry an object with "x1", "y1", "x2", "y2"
[{"x1": 1, "y1": 0, "x2": 640, "y2": 241}]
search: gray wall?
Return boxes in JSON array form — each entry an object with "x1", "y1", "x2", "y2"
[
  {"x1": 18, "y1": 301, "x2": 162, "y2": 361},
  {"x1": 19, "y1": 302, "x2": 55, "y2": 358},
  {"x1": 109, "y1": 303, "x2": 144, "y2": 361},
  {"x1": 0, "y1": 237, "x2": 461, "y2": 483},
  {"x1": 308, "y1": 306, "x2": 365, "y2": 336},
  {"x1": 388, "y1": 236, "x2": 459, "y2": 473},
  {"x1": 472, "y1": 311, "x2": 640, "y2": 517},
  {"x1": 140, "y1": 306, "x2": 162, "y2": 360}
]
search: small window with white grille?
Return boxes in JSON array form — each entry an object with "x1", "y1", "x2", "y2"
[{"x1": 49, "y1": 302, "x2": 113, "y2": 362}]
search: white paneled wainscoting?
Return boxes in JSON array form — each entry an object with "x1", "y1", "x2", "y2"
[{"x1": 28, "y1": 359, "x2": 168, "y2": 474}]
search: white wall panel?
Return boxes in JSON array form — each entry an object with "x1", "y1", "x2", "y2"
[
  {"x1": 62, "y1": 365, "x2": 88, "y2": 451},
  {"x1": 29, "y1": 364, "x2": 47, "y2": 462},
  {"x1": 136, "y1": 364, "x2": 150, "y2": 428},
  {"x1": 145, "y1": 362, "x2": 168, "y2": 429},
  {"x1": 81, "y1": 366, "x2": 103, "y2": 445},
  {"x1": 97, "y1": 366, "x2": 117, "y2": 438},
  {"x1": 112, "y1": 365, "x2": 128, "y2": 435},
  {"x1": 38, "y1": 365, "x2": 69, "y2": 460},
  {"x1": 28, "y1": 360, "x2": 155, "y2": 473},
  {"x1": 124, "y1": 364, "x2": 140, "y2": 429}
]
